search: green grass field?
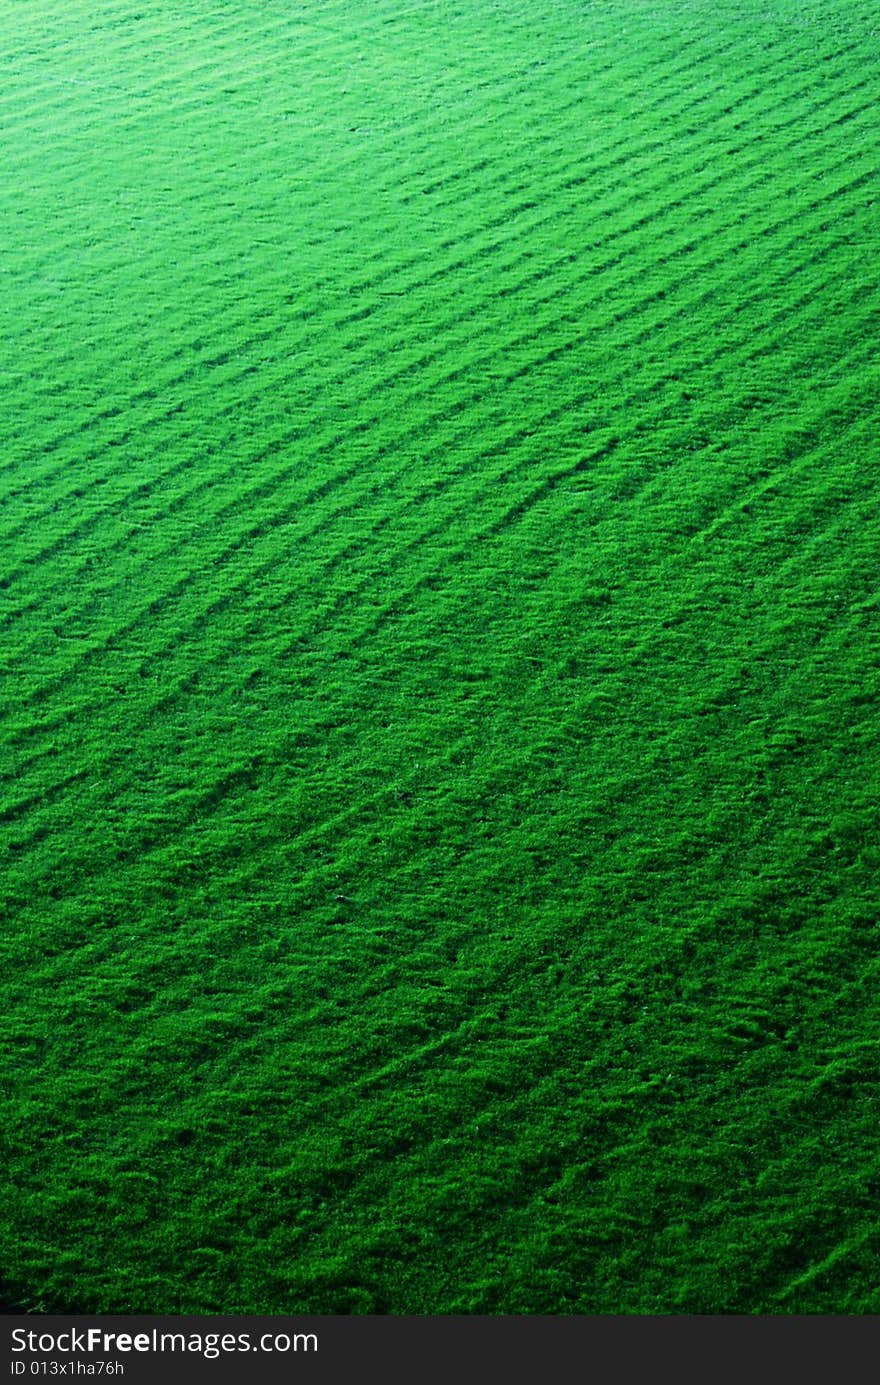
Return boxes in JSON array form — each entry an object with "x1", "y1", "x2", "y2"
[{"x1": 2, "y1": 0, "x2": 879, "y2": 1314}]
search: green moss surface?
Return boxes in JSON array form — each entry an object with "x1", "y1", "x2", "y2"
[{"x1": 2, "y1": 0, "x2": 879, "y2": 1313}]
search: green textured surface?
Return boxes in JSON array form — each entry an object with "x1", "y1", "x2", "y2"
[{"x1": 2, "y1": 0, "x2": 879, "y2": 1313}]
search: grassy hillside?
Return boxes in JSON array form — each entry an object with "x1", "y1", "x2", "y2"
[{"x1": 2, "y1": 0, "x2": 879, "y2": 1313}]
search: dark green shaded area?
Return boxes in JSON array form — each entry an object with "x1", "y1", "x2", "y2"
[{"x1": 1, "y1": 0, "x2": 879, "y2": 1313}]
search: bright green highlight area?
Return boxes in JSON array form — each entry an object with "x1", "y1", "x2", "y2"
[{"x1": 1, "y1": 0, "x2": 879, "y2": 1313}]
